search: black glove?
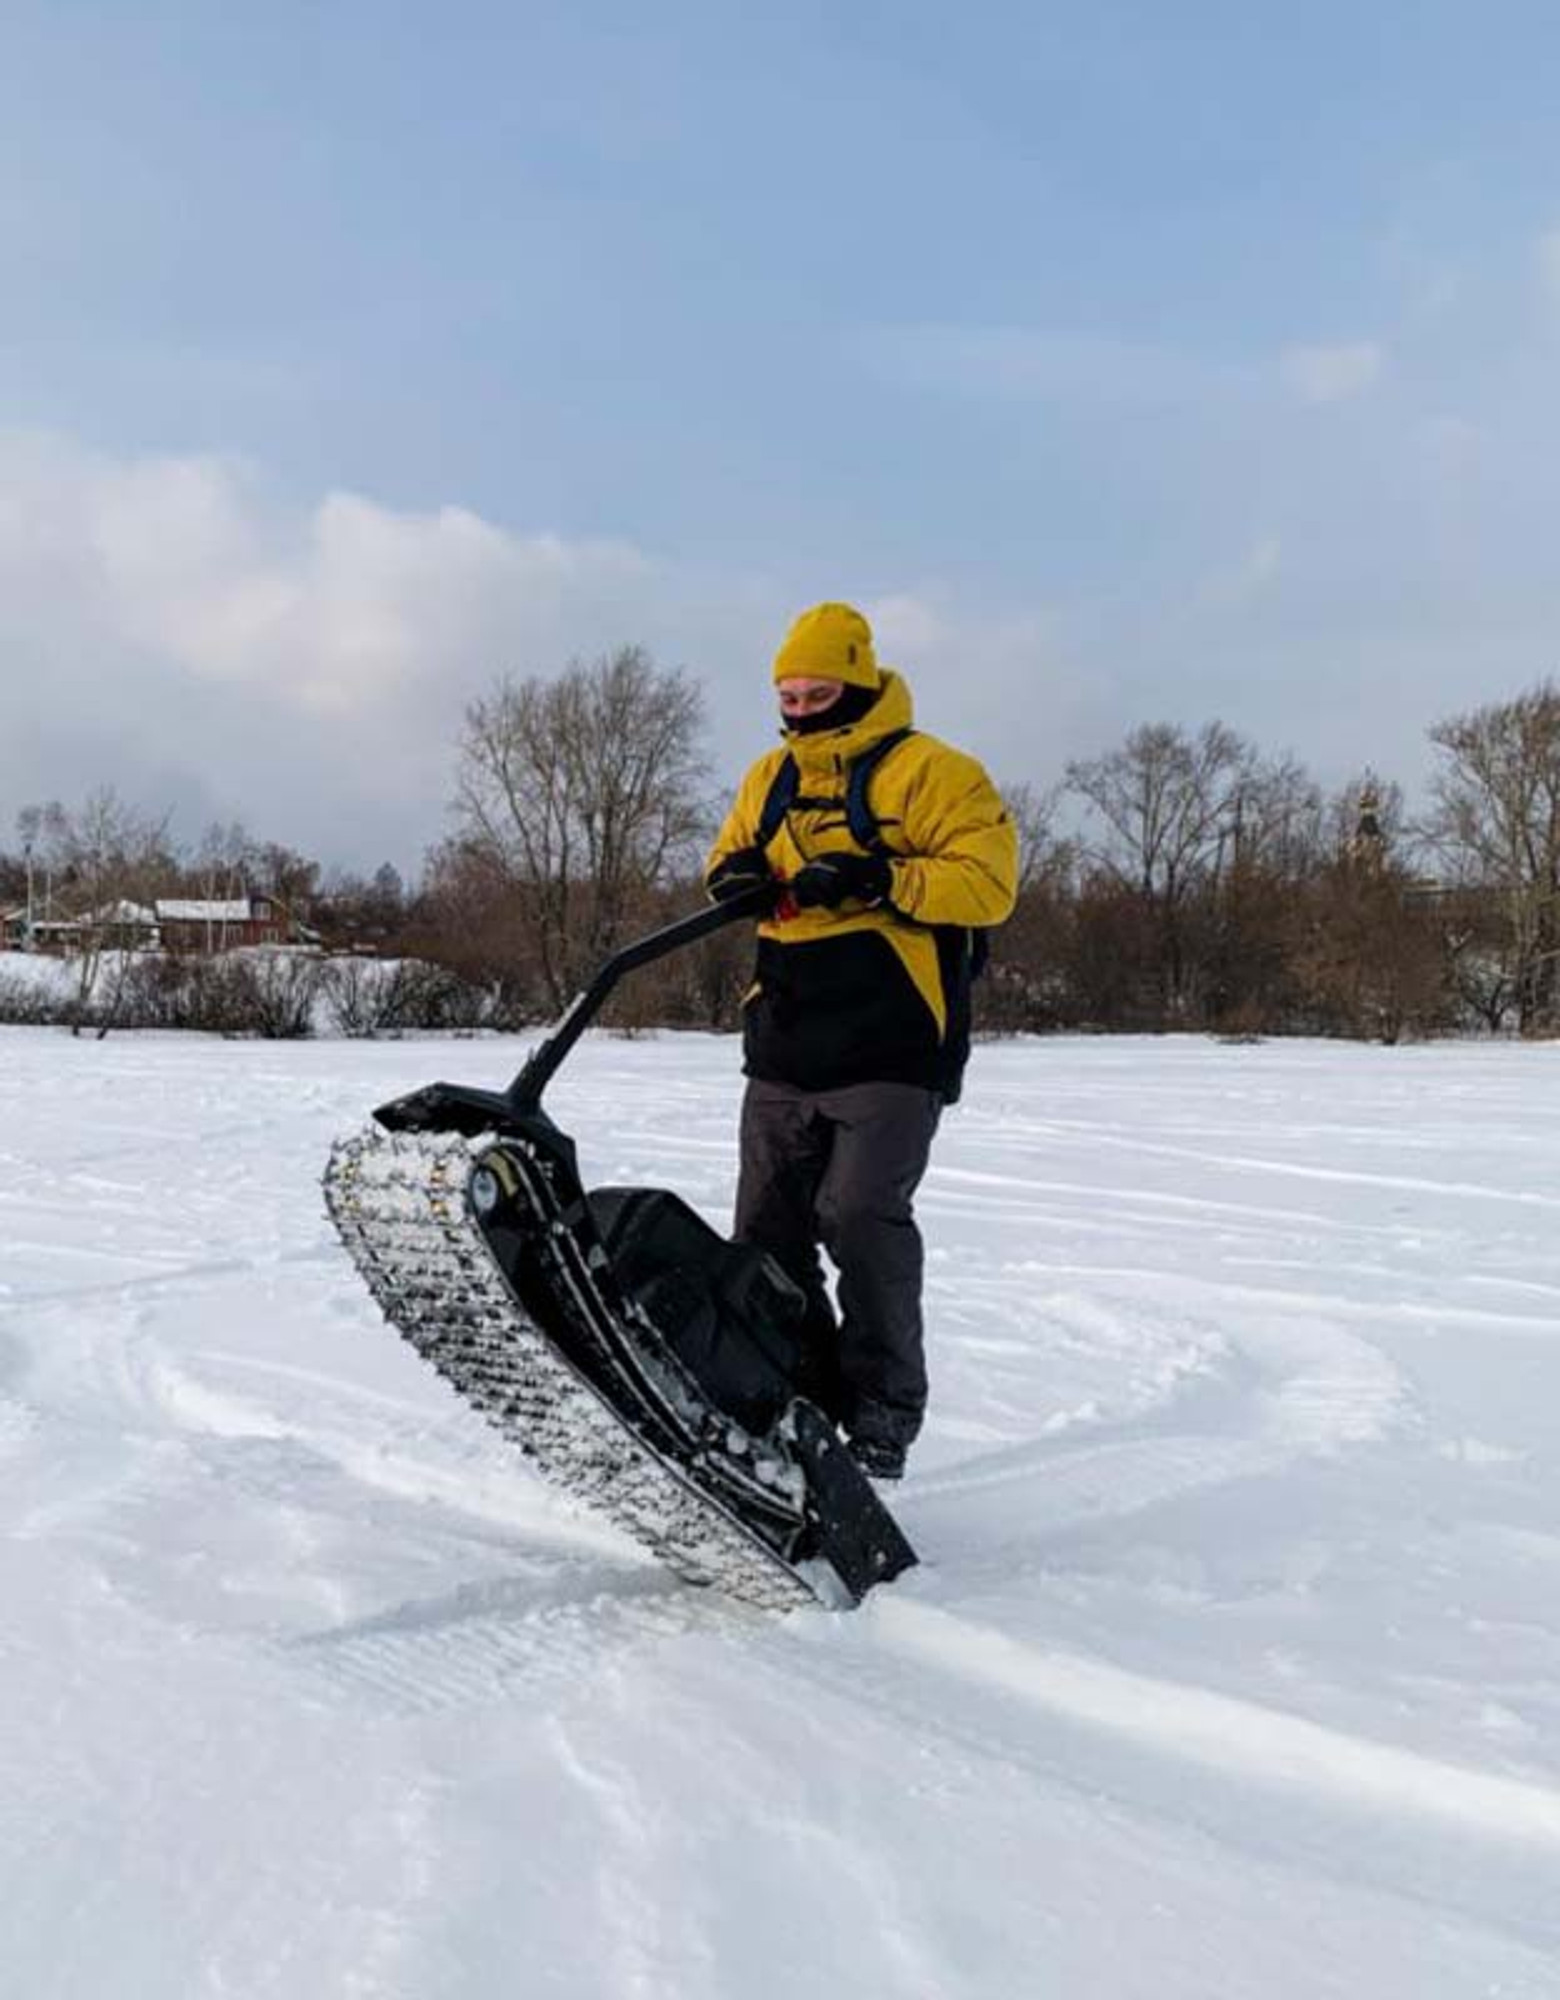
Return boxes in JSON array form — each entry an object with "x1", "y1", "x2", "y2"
[
  {"x1": 707, "y1": 846, "x2": 773, "y2": 905},
  {"x1": 790, "y1": 851, "x2": 892, "y2": 910}
]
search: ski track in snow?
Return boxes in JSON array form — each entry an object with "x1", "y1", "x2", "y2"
[
  {"x1": 872, "y1": 1599, "x2": 1560, "y2": 1856},
  {"x1": 4, "y1": 1027, "x2": 1560, "y2": 1997}
]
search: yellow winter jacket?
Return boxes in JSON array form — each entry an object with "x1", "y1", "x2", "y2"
[{"x1": 707, "y1": 670, "x2": 1018, "y2": 1098}]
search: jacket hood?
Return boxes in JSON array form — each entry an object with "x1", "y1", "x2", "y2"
[{"x1": 783, "y1": 669, "x2": 914, "y2": 777}]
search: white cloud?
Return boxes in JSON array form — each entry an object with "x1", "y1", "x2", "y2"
[
  {"x1": 1280, "y1": 341, "x2": 1385, "y2": 405},
  {"x1": 0, "y1": 434, "x2": 1082, "y2": 867},
  {"x1": 13, "y1": 392, "x2": 1552, "y2": 885},
  {"x1": 3, "y1": 436, "x2": 652, "y2": 716},
  {"x1": 864, "y1": 592, "x2": 953, "y2": 658},
  {"x1": 0, "y1": 433, "x2": 666, "y2": 867}
]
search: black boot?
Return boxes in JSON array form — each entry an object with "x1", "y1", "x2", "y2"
[{"x1": 849, "y1": 1433, "x2": 907, "y2": 1481}]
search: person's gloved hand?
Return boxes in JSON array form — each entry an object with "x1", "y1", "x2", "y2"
[
  {"x1": 707, "y1": 846, "x2": 774, "y2": 905},
  {"x1": 789, "y1": 851, "x2": 892, "y2": 910}
]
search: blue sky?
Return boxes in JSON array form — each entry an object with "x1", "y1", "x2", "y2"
[{"x1": 3, "y1": 1, "x2": 1560, "y2": 868}]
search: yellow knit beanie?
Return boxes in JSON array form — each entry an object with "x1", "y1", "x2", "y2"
[{"x1": 772, "y1": 602, "x2": 881, "y2": 689}]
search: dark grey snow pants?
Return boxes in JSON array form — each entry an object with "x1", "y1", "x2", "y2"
[{"x1": 733, "y1": 1076, "x2": 941, "y2": 1447}]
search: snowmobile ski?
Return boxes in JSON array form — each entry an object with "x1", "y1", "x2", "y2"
[{"x1": 323, "y1": 887, "x2": 917, "y2": 1611}]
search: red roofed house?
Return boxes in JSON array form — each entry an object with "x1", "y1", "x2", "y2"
[{"x1": 154, "y1": 897, "x2": 292, "y2": 953}]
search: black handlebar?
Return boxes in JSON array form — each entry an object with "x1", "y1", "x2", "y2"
[
  {"x1": 373, "y1": 881, "x2": 775, "y2": 1135},
  {"x1": 505, "y1": 881, "x2": 774, "y2": 1108}
]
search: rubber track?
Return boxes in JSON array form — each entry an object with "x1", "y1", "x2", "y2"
[{"x1": 323, "y1": 1128, "x2": 816, "y2": 1612}]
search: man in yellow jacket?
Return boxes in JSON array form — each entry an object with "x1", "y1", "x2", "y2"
[{"x1": 706, "y1": 601, "x2": 1018, "y2": 1478}]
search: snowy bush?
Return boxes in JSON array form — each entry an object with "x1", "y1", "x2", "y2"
[
  {"x1": 314, "y1": 960, "x2": 490, "y2": 1040},
  {"x1": 321, "y1": 956, "x2": 504, "y2": 1036},
  {"x1": 0, "y1": 971, "x2": 64, "y2": 1025},
  {"x1": 0, "y1": 948, "x2": 516, "y2": 1040},
  {"x1": 234, "y1": 951, "x2": 323, "y2": 1038},
  {"x1": 111, "y1": 950, "x2": 323, "y2": 1037}
]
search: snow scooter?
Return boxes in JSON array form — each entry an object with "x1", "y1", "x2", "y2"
[{"x1": 323, "y1": 883, "x2": 917, "y2": 1612}]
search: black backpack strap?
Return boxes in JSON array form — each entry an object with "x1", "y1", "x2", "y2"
[
  {"x1": 755, "y1": 755, "x2": 800, "y2": 850},
  {"x1": 757, "y1": 727, "x2": 917, "y2": 853},
  {"x1": 844, "y1": 727, "x2": 915, "y2": 852}
]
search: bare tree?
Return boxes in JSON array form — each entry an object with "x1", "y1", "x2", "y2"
[
  {"x1": 1435, "y1": 887, "x2": 1513, "y2": 1034},
  {"x1": 411, "y1": 836, "x2": 537, "y2": 1012},
  {"x1": 1066, "y1": 724, "x2": 1245, "y2": 899},
  {"x1": 250, "y1": 840, "x2": 321, "y2": 917},
  {"x1": 971, "y1": 780, "x2": 1076, "y2": 1031},
  {"x1": 314, "y1": 861, "x2": 409, "y2": 954},
  {"x1": 194, "y1": 820, "x2": 255, "y2": 897},
  {"x1": 182, "y1": 820, "x2": 257, "y2": 953},
  {"x1": 1425, "y1": 681, "x2": 1560, "y2": 1034},
  {"x1": 452, "y1": 646, "x2": 711, "y2": 1011},
  {"x1": 1288, "y1": 845, "x2": 1449, "y2": 1045},
  {"x1": 1065, "y1": 722, "x2": 1253, "y2": 1017},
  {"x1": 1221, "y1": 752, "x2": 1324, "y2": 882},
  {"x1": 1000, "y1": 779, "x2": 1075, "y2": 895},
  {"x1": 22, "y1": 790, "x2": 176, "y2": 1035}
]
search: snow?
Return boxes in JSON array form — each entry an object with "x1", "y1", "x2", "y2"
[
  {"x1": 3, "y1": 1025, "x2": 1559, "y2": 1998},
  {"x1": 155, "y1": 900, "x2": 254, "y2": 923},
  {"x1": 0, "y1": 948, "x2": 77, "y2": 998}
]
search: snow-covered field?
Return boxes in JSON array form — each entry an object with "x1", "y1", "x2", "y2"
[{"x1": 4, "y1": 1025, "x2": 1559, "y2": 1998}]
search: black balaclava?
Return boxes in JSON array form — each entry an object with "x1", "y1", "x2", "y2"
[{"x1": 784, "y1": 680, "x2": 881, "y2": 737}]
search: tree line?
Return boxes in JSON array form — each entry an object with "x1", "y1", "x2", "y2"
[{"x1": 5, "y1": 648, "x2": 1560, "y2": 1041}]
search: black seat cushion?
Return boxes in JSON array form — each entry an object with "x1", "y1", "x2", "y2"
[{"x1": 587, "y1": 1187, "x2": 806, "y2": 1432}]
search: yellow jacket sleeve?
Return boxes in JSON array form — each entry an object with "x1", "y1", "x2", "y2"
[
  {"x1": 884, "y1": 748, "x2": 1019, "y2": 930},
  {"x1": 705, "y1": 751, "x2": 786, "y2": 883}
]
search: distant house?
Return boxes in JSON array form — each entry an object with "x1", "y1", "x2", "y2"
[
  {"x1": 154, "y1": 897, "x2": 292, "y2": 952},
  {"x1": 1, "y1": 906, "x2": 85, "y2": 953},
  {"x1": 3, "y1": 901, "x2": 157, "y2": 954},
  {"x1": 88, "y1": 901, "x2": 161, "y2": 950},
  {"x1": 3, "y1": 894, "x2": 306, "y2": 957}
]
